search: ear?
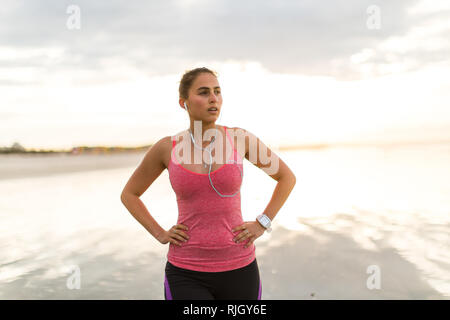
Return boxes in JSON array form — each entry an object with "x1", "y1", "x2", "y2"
[{"x1": 179, "y1": 98, "x2": 187, "y2": 111}]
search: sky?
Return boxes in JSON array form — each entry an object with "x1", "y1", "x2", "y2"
[{"x1": 1, "y1": 0, "x2": 450, "y2": 150}]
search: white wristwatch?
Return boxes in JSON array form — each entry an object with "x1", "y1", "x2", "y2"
[{"x1": 256, "y1": 214, "x2": 272, "y2": 233}]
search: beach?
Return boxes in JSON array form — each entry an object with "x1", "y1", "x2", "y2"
[
  {"x1": 0, "y1": 145, "x2": 449, "y2": 299},
  {"x1": 0, "y1": 152, "x2": 145, "y2": 181}
]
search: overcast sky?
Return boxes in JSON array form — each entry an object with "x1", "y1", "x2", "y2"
[{"x1": 1, "y1": 0, "x2": 450, "y2": 149}]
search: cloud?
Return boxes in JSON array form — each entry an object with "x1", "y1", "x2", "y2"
[{"x1": 2, "y1": 0, "x2": 448, "y2": 82}]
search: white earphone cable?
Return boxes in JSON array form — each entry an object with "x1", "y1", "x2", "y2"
[{"x1": 185, "y1": 102, "x2": 243, "y2": 197}]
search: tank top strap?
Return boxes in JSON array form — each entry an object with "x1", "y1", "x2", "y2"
[
  {"x1": 224, "y1": 126, "x2": 235, "y2": 151},
  {"x1": 170, "y1": 136, "x2": 177, "y2": 164}
]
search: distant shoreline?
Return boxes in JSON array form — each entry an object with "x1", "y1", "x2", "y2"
[
  {"x1": 1, "y1": 139, "x2": 450, "y2": 155},
  {"x1": 0, "y1": 144, "x2": 152, "y2": 155},
  {"x1": 278, "y1": 139, "x2": 450, "y2": 150},
  {"x1": 1, "y1": 138, "x2": 450, "y2": 182}
]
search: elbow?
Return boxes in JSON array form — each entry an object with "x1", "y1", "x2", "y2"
[
  {"x1": 286, "y1": 175, "x2": 296, "y2": 195},
  {"x1": 290, "y1": 174, "x2": 296, "y2": 188},
  {"x1": 283, "y1": 172, "x2": 296, "y2": 190},
  {"x1": 120, "y1": 191, "x2": 131, "y2": 204},
  {"x1": 120, "y1": 192, "x2": 126, "y2": 204},
  {"x1": 282, "y1": 171, "x2": 296, "y2": 184},
  {"x1": 121, "y1": 190, "x2": 139, "y2": 204}
]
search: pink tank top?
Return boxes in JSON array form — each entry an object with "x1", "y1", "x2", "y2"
[{"x1": 167, "y1": 126, "x2": 256, "y2": 272}]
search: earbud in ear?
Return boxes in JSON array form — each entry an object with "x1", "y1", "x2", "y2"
[{"x1": 184, "y1": 102, "x2": 188, "y2": 110}]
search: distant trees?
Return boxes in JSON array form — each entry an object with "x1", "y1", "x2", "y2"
[
  {"x1": 0, "y1": 142, "x2": 26, "y2": 153},
  {"x1": 0, "y1": 142, "x2": 152, "y2": 154}
]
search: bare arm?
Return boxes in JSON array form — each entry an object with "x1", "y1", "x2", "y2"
[
  {"x1": 231, "y1": 127, "x2": 296, "y2": 247},
  {"x1": 237, "y1": 127, "x2": 297, "y2": 222},
  {"x1": 120, "y1": 136, "x2": 188, "y2": 245}
]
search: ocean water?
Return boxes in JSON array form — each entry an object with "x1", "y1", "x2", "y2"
[{"x1": 0, "y1": 143, "x2": 449, "y2": 299}]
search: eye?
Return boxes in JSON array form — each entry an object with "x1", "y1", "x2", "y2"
[{"x1": 200, "y1": 91, "x2": 208, "y2": 95}]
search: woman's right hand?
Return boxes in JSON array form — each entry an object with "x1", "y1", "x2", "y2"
[{"x1": 158, "y1": 224, "x2": 189, "y2": 246}]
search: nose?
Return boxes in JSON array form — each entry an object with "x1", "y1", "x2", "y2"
[{"x1": 209, "y1": 92, "x2": 219, "y2": 103}]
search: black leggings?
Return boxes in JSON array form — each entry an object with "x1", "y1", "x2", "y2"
[{"x1": 164, "y1": 258, "x2": 262, "y2": 300}]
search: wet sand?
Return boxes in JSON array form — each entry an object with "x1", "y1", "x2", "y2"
[
  {"x1": 0, "y1": 152, "x2": 146, "y2": 181},
  {"x1": 0, "y1": 150, "x2": 448, "y2": 299},
  {"x1": 0, "y1": 219, "x2": 444, "y2": 299}
]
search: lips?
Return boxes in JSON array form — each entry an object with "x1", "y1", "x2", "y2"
[{"x1": 208, "y1": 107, "x2": 218, "y2": 111}]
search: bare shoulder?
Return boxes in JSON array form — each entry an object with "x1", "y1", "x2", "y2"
[
  {"x1": 158, "y1": 135, "x2": 173, "y2": 169},
  {"x1": 141, "y1": 135, "x2": 172, "y2": 168},
  {"x1": 227, "y1": 126, "x2": 249, "y2": 140},
  {"x1": 120, "y1": 135, "x2": 172, "y2": 198},
  {"x1": 227, "y1": 126, "x2": 285, "y2": 180},
  {"x1": 153, "y1": 135, "x2": 172, "y2": 150},
  {"x1": 227, "y1": 126, "x2": 257, "y2": 157}
]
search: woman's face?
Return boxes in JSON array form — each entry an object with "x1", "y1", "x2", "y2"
[{"x1": 185, "y1": 72, "x2": 222, "y2": 120}]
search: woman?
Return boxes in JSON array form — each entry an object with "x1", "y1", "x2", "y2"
[{"x1": 120, "y1": 67, "x2": 296, "y2": 300}]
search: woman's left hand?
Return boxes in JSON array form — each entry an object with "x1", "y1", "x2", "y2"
[{"x1": 232, "y1": 220, "x2": 266, "y2": 248}]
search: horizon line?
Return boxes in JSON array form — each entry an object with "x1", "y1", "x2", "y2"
[{"x1": 2, "y1": 138, "x2": 450, "y2": 153}]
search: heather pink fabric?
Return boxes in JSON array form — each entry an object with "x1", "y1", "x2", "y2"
[{"x1": 167, "y1": 126, "x2": 256, "y2": 272}]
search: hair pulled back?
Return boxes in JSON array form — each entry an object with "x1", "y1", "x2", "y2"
[{"x1": 179, "y1": 67, "x2": 218, "y2": 100}]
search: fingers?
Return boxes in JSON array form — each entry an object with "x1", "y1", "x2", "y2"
[
  {"x1": 244, "y1": 236, "x2": 256, "y2": 248},
  {"x1": 232, "y1": 224, "x2": 248, "y2": 243},
  {"x1": 171, "y1": 232, "x2": 187, "y2": 243},
  {"x1": 169, "y1": 238, "x2": 182, "y2": 246},
  {"x1": 172, "y1": 226, "x2": 190, "y2": 240},
  {"x1": 173, "y1": 229, "x2": 189, "y2": 242},
  {"x1": 232, "y1": 224, "x2": 246, "y2": 233},
  {"x1": 175, "y1": 224, "x2": 188, "y2": 231},
  {"x1": 169, "y1": 224, "x2": 189, "y2": 246},
  {"x1": 233, "y1": 230, "x2": 252, "y2": 243},
  {"x1": 169, "y1": 235, "x2": 184, "y2": 246}
]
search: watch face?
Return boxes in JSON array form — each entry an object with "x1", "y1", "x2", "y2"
[{"x1": 259, "y1": 215, "x2": 270, "y2": 227}]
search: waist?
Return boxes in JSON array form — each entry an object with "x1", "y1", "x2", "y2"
[
  {"x1": 175, "y1": 208, "x2": 245, "y2": 240},
  {"x1": 167, "y1": 241, "x2": 256, "y2": 272}
]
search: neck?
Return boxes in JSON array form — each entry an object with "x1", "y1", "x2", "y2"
[{"x1": 188, "y1": 120, "x2": 218, "y2": 145}]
